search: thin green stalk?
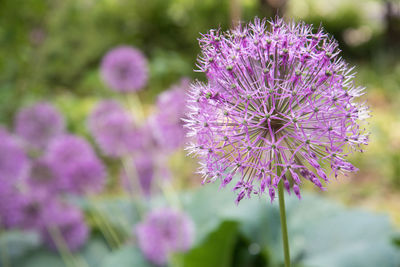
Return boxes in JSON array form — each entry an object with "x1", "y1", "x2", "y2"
[
  {"x1": 48, "y1": 226, "x2": 88, "y2": 267},
  {"x1": 278, "y1": 180, "x2": 291, "y2": 267},
  {"x1": 229, "y1": 0, "x2": 242, "y2": 28}
]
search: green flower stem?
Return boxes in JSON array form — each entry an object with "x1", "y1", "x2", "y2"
[{"x1": 278, "y1": 180, "x2": 291, "y2": 267}]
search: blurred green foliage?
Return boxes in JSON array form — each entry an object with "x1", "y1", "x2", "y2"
[
  {"x1": 0, "y1": 1, "x2": 399, "y2": 265},
  {"x1": 0, "y1": 0, "x2": 234, "y2": 124},
  {"x1": 2, "y1": 185, "x2": 400, "y2": 267},
  {"x1": 2, "y1": 0, "x2": 393, "y2": 121},
  {"x1": 0, "y1": 0, "x2": 399, "y2": 188}
]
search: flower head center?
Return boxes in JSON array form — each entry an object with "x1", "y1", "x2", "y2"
[
  {"x1": 265, "y1": 115, "x2": 284, "y2": 133},
  {"x1": 25, "y1": 202, "x2": 41, "y2": 216}
]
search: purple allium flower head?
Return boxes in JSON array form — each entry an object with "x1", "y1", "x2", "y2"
[
  {"x1": 135, "y1": 122, "x2": 159, "y2": 150},
  {"x1": 61, "y1": 157, "x2": 106, "y2": 194},
  {"x1": 26, "y1": 158, "x2": 60, "y2": 193},
  {"x1": 40, "y1": 202, "x2": 89, "y2": 252},
  {"x1": 14, "y1": 102, "x2": 65, "y2": 150},
  {"x1": 89, "y1": 101, "x2": 139, "y2": 157},
  {"x1": 184, "y1": 18, "x2": 369, "y2": 203},
  {"x1": 0, "y1": 183, "x2": 23, "y2": 228},
  {"x1": 45, "y1": 134, "x2": 105, "y2": 193},
  {"x1": 149, "y1": 78, "x2": 191, "y2": 152},
  {"x1": 136, "y1": 208, "x2": 195, "y2": 266},
  {"x1": 14, "y1": 188, "x2": 51, "y2": 230},
  {"x1": 46, "y1": 135, "x2": 96, "y2": 168},
  {"x1": 0, "y1": 127, "x2": 29, "y2": 183},
  {"x1": 100, "y1": 46, "x2": 148, "y2": 92},
  {"x1": 157, "y1": 78, "x2": 191, "y2": 118},
  {"x1": 88, "y1": 100, "x2": 125, "y2": 132}
]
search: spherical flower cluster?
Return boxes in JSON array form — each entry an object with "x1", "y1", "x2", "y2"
[
  {"x1": 15, "y1": 189, "x2": 50, "y2": 230},
  {"x1": 150, "y1": 78, "x2": 190, "y2": 152},
  {"x1": 0, "y1": 127, "x2": 29, "y2": 183},
  {"x1": 40, "y1": 202, "x2": 89, "y2": 252},
  {"x1": 101, "y1": 46, "x2": 148, "y2": 92},
  {"x1": 0, "y1": 106, "x2": 95, "y2": 252},
  {"x1": 0, "y1": 183, "x2": 23, "y2": 228},
  {"x1": 120, "y1": 122, "x2": 173, "y2": 197},
  {"x1": 136, "y1": 208, "x2": 194, "y2": 266},
  {"x1": 61, "y1": 158, "x2": 106, "y2": 194},
  {"x1": 27, "y1": 158, "x2": 59, "y2": 193},
  {"x1": 89, "y1": 100, "x2": 138, "y2": 157},
  {"x1": 46, "y1": 135, "x2": 106, "y2": 194},
  {"x1": 184, "y1": 18, "x2": 369, "y2": 203},
  {"x1": 46, "y1": 135, "x2": 95, "y2": 167},
  {"x1": 14, "y1": 102, "x2": 65, "y2": 150},
  {"x1": 0, "y1": 186, "x2": 89, "y2": 251},
  {"x1": 87, "y1": 100, "x2": 125, "y2": 132}
]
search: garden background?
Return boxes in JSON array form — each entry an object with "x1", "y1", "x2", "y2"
[{"x1": 0, "y1": 0, "x2": 399, "y2": 266}]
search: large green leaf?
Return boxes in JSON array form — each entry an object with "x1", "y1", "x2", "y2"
[
  {"x1": 240, "y1": 195, "x2": 400, "y2": 267},
  {"x1": 12, "y1": 238, "x2": 110, "y2": 267},
  {"x1": 15, "y1": 250, "x2": 66, "y2": 267},
  {"x1": 0, "y1": 230, "x2": 41, "y2": 259},
  {"x1": 180, "y1": 185, "x2": 236, "y2": 245},
  {"x1": 295, "y1": 209, "x2": 400, "y2": 267},
  {"x1": 80, "y1": 237, "x2": 111, "y2": 266},
  {"x1": 100, "y1": 245, "x2": 154, "y2": 267},
  {"x1": 0, "y1": 230, "x2": 42, "y2": 267},
  {"x1": 394, "y1": 234, "x2": 400, "y2": 247},
  {"x1": 182, "y1": 221, "x2": 239, "y2": 267},
  {"x1": 8, "y1": 185, "x2": 396, "y2": 267},
  {"x1": 182, "y1": 184, "x2": 400, "y2": 267}
]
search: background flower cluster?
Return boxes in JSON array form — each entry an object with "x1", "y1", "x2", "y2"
[{"x1": 0, "y1": 45, "x2": 195, "y2": 265}]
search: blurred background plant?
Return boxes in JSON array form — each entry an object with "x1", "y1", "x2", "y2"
[{"x1": 0, "y1": 0, "x2": 399, "y2": 266}]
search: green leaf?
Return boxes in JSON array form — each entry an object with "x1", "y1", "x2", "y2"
[
  {"x1": 182, "y1": 184, "x2": 400, "y2": 267},
  {"x1": 237, "y1": 193, "x2": 400, "y2": 267},
  {"x1": 80, "y1": 237, "x2": 111, "y2": 266},
  {"x1": 8, "y1": 237, "x2": 111, "y2": 267},
  {"x1": 100, "y1": 245, "x2": 154, "y2": 267},
  {"x1": 0, "y1": 230, "x2": 41, "y2": 259},
  {"x1": 16, "y1": 250, "x2": 66, "y2": 267},
  {"x1": 181, "y1": 183, "x2": 267, "y2": 245},
  {"x1": 393, "y1": 234, "x2": 400, "y2": 247},
  {"x1": 182, "y1": 221, "x2": 239, "y2": 267},
  {"x1": 298, "y1": 210, "x2": 400, "y2": 267},
  {"x1": 180, "y1": 185, "x2": 234, "y2": 245}
]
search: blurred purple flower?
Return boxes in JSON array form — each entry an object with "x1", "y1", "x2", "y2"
[
  {"x1": 15, "y1": 188, "x2": 51, "y2": 230},
  {"x1": 26, "y1": 158, "x2": 60, "y2": 193},
  {"x1": 135, "y1": 121, "x2": 162, "y2": 151},
  {"x1": 14, "y1": 102, "x2": 65, "y2": 150},
  {"x1": 136, "y1": 208, "x2": 194, "y2": 265},
  {"x1": 157, "y1": 78, "x2": 191, "y2": 119},
  {"x1": 40, "y1": 202, "x2": 89, "y2": 252},
  {"x1": 149, "y1": 78, "x2": 191, "y2": 152},
  {"x1": 1, "y1": 187, "x2": 88, "y2": 252},
  {"x1": 87, "y1": 100, "x2": 125, "y2": 132},
  {"x1": 45, "y1": 134, "x2": 106, "y2": 194},
  {"x1": 89, "y1": 101, "x2": 139, "y2": 157},
  {"x1": 45, "y1": 135, "x2": 96, "y2": 168},
  {"x1": 100, "y1": 46, "x2": 148, "y2": 92},
  {"x1": 0, "y1": 183, "x2": 23, "y2": 228},
  {"x1": 61, "y1": 157, "x2": 106, "y2": 194},
  {"x1": 0, "y1": 127, "x2": 29, "y2": 183},
  {"x1": 184, "y1": 18, "x2": 369, "y2": 203}
]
